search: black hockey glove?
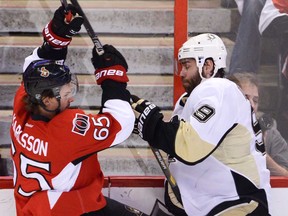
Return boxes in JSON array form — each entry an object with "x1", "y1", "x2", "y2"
[
  {"x1": 42, "y1": 5, "x2": 84, "y2": 48},
  {"x1": 131, "y1": 95, "x2": 163, "y2": 141},
  {"x1": 92, "y1": 44, "x2": 129, "y2": 85}
]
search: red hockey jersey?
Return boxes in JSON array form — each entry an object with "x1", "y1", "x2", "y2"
[{"x1": 10, "y1": 49, "x2": 134, "y2": 216}]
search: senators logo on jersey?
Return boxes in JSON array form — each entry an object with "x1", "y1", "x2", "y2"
[{"x1": 72, "y1": 113, "x2": 90, "y2": 136}]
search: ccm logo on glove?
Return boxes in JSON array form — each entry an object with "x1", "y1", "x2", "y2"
[
  {"x1": 43, "y1": 23, "x2": 71, "y2": 48},
  {"x1": 137, "y1": 103, "x2": 157, "y2": 138},
  {"x1": 95, "y1": 65, "x2": 129, "y2": 85}
]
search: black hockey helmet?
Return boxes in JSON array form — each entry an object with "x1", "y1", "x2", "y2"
[{"x1": 23, "y1": 59, "x2": 73, "y2": 102}]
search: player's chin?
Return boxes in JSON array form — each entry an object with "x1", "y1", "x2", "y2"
[
  {"x1": 183, "y1": 81, "x2": 197, "y2": 94},
  {"x1": 182, "y1": 80, "x2": 189, "y2": 88},
  {"x1": 182, "y1": 83, "x2": 191, "y2": 93},
  {"x1": 182, "y1": 80, "x2": 191, "y2": 88}
]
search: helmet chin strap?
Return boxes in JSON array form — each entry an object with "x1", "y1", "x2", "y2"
[
  {"x1": 40, "y1": 99, "x2": 61, "y2": 115},
  {"x1": 38, "y1": 87, "x2": 63, "y2": 115}
]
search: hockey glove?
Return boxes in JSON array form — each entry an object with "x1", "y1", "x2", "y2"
[
  {"x1": 92, "y1": 44, "x2": 129, "y2": 85},
  {"x1": 131, "y1": 95, "x2": 163, "y2": 141},
  {"x1": 42, "y1": 5, "x2": 84, "y2": 48}
]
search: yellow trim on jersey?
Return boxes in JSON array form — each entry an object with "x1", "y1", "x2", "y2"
[
  {"x1": 175, "y1": 121, "x2": 214, "y2": 162},
  {"x1": 217, "y1": 200, "x2": 258, "y2": 216},
  {"x1": 212, "y1": 124, "x2": 261, "y2": 187}
]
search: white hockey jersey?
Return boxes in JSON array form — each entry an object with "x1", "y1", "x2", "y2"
[{"x1": 169, "y1": 78, "x2": 271, "y2": 216}]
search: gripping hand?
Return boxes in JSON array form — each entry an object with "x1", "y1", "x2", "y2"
[
  {"x1": 131, "y1": 95, "x2": 163, "y2": 141},
  {"x1": 92, "y1": 44, "x2": 129, "y2": 85},
  {"x1": 43, "y1": 5, "x2": 84, "y2": 48}
]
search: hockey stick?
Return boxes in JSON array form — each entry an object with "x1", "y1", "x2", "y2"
[
  {"x1": 60, "y1": 0, "x2": 73, "y2": 23},
  {"x1": 149, "y1": 146, "x2": 182, "y2": 202},
  {"x1": 70, "y1": 0, "x2": 104, "y2": 55},
  {"x1": 67, "y1": 0, "x2": 152, "y2": 175},
  {"x1": 67, "y1": 0, "x2": 181, "y2": 203}
]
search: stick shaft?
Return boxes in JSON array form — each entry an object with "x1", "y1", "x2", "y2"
[
  {"x1": 60, "y1": 0, "x2": 73, "y2": 23},
  {"x1": 70, "y1": 0, "x2": 104, "y2": 55},
  {"x1": 150, "y1": 146, "x2": 182, "y2": 202},
  {"x1": 60, "y1": 0, "x2": 69, "y2": 9}
]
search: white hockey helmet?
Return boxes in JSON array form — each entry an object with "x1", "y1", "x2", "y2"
[{"x1": 178, "y1": 33, "x2": 227, "y2": 79}]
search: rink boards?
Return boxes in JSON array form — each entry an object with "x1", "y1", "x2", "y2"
[{"x1": 0, "y1": 176, "x2": 288, "y2": 216}]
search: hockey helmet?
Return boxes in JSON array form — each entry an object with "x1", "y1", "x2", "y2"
[
  {"x1": 178, "y1": 33, "x2": 227, "y2": 79},
  {"x1": 23, "y1": 59, "x2": 76, "y2": 102}
]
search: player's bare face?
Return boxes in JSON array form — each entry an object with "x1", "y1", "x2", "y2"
[
  {"x1": 46, "y1": 83, "x2": 76, "y2": 113},
  {"x1": 59, "y1": 82, "x2": 77, "y2": 110},
  {"x1": 179, "y1": 58, "x2": 201, "y2": 94},
  {"x1": 40, "y1": 82, "x2": 77, "y2": 118}
]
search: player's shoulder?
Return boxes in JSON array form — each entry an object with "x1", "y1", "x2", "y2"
[
  {"x1": 62, "y1": 108, "x2": 85, "y2": 115},
  {"x1": 191, "y1": 78, "x2": 239, "y2": 104},
  {"x1": 198, "y1": 77, "x2": 236, "y2": 92},
  {"x1": 205, "y1": 77, "x2": 234, "y2": 85},
  {"x1": 52, "y1": 108, "x2": 87, "y2": 122}
]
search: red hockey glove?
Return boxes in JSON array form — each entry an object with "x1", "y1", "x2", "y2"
[
  {"x1": 42, "y1": 5, "x2": 84, "y2": 48},
  {"x1": 131, "y1": 95, "x2": 163, "y2": 141},
  {"x1": 92, "y1": 45, "x2": 129, "y2": 85}
]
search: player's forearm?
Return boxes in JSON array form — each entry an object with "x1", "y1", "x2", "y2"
[
  {"x1": 101, "y1": 80, "x2": 130, "y2": 104},
  {"x1": 37, "y1": 42, "x2": 68, "y2": 60},
  {"x1": 23, "y1": 45, "x2": 67, "y2": 74},
  {"x1": 22, "y1": 48, "x2": 42, "y2": 72},
  {"x1": 101, "y1": 81, "x2": 134, "y2": 145},
  {"x1": 149, "y1": 118, "x2": 180, "y2": 158},
  {"x1": 103, "y1": 100, "x2": 134, "y2": 146},
  {"x1": 130, "y1": 96, "x2": 195, "y2": 162}
]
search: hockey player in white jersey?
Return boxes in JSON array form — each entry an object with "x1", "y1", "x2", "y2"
[{"x1": 131, "y1": 33, "x2": 271, "y2": 216}]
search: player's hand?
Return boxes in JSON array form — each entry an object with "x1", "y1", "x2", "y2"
[
  {"x1": 130, "y1": 95, "x2": 163, "y2": 141},
  {"x1": 42, "y1": 5, "x2": 84, "y2": 48},
  {"x1": 92, "y1": 44, "x2": 129, "y2": 85}
]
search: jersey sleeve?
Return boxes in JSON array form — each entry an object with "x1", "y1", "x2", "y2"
[
  {"x1": 48, "y1": 103, "x2": 134, "y2": 162},
  {"x1": 23, "y1": 45, "x2": 67, "y2": 72},
  {"x1": 23, "y1": 48, "x2": 44, "y2": 72},
  {"x1": 172, "y1": 92, "x2": 189, "y2": 117},
  {"x1": 150, "y1": 79, "x2": 246, "y2": 165}
]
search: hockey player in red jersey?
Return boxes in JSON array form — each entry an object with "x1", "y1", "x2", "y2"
[
  {"x1": 131, "y1": 33, "x2": 271, "y2": 215},
  {"x1": 10, "y1": 4, "x2": 147, "y2": 216}
]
